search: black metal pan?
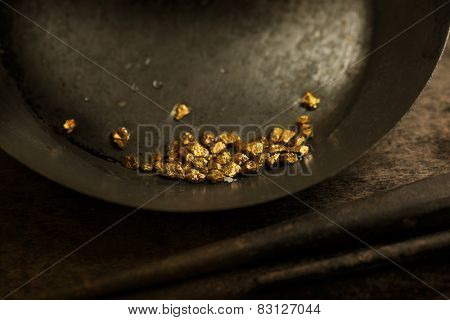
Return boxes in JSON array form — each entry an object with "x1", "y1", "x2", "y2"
[{"x1": 0, "y1": 0, "x2": 448, "y2": 212}]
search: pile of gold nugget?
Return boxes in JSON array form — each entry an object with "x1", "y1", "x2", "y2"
[{"x1": 63, "y1": 92, "x2": 319, "y2": 184}]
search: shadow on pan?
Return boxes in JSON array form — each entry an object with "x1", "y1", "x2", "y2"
[{"x1": 0, "y1": 0, "x2": 448, "y2": 212}]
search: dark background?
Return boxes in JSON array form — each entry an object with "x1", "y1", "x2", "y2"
[{"x1": 0, "y1": 43, "x2": 449, "y2": 299}]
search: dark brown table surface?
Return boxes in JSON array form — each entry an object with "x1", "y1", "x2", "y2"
[{"x1": 0, "y1": 42, "x2": 449, "y2": 300}]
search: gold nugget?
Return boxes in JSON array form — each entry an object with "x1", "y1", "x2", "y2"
[
  {"x1": 122, "y1": 154, "x2": 139, "y2": 170},
  {"x1": 63, "y1": 118, "x2": 77, "y2": 133},
  {"x1": 270, "y1": 127, "x2": 283, "y2": 143},
  {"x1": 181, "y1": 132, "x2": 195, "y2": 145},
  {"x1": 218, "y1": 132, "x2": 241, "y2": 145},
  {"x1": 163, "y1": 162, "x2": 185, "y2": 179},
  {"x1": 216, "y1": 151, "x2": 232, "y2": 165},
  {"x1": 222, "y1": 162, "x2": 241, "y2": 177},
  {"x1": 298, "y1": 115, "x2": 310, "y2": 124},
  {"x1": 301, "y1": 92, "x2": 320, "y2": 109},
  {"x1": 302, "y1": 127, "x2": 314, "y2": 138},
  {"x1": 140, "y1": 161, "x2": 153, "y2": 172},
  {"x1": 269, "y1": 144, "x2": 287, "y2": 153},
  {"x1": 188, "y1": 141, "x2": 210, "y2": 157},
  {"x1": 241, "y1": 160, "x2": 259, "y2": 174},
  {"x1": 266, "y1": 153, "x2": 280, "y2": 167},
  {"x1": 280, "y1": 129, "x2": 296, "y2": 143},
  {"x1": 201, "y1": 131, "x2": 216, "y2": 146},
  {"x1": 207, "y1": 169, "x2": 225, "y2": 183},
  {"x1": 185, "y1": 168, "x2": 206, "y2": 183},
  {"x1": 233, "y1": 153, "x2": 249, "y2": 166},
  {"x1": 172, "y1": 103, "x2": 191, "y2": 121},
  {"x1": 245, "y1": 141, "x2": 264, "y2": 156},
  {"x1": 280, "y1": 153, "x2": 299, "y2": 164},
  {"x1": 210, "y1": 141, "x2": 226, "y2": 154},
  {"x1": 112, "y1": 127, "x2": 130, "y2": 149}
]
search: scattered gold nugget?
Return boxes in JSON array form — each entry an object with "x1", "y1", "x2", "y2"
[
  {"x1": 266, "y1": 153, "x2": 280, "y2": 167},
  {"x1": 62, "y1": 118, "x2": 77, "y2": 133},
  {"x1": 122, "y1": 154, "x2": 139, "y2": 170},
  {"x1": 172, "y1": 103, "x2": 191, "y2": 121},
  {"x1": 187, "y1": 141, "x2": 210, "y2": 157},
  {"x1": 112, "y1": 127, "x2": 130, "y2": 149},
  {"x1": 298, "y1": 115, "x2": 310, "y2": 124},
  {"x1": 301, "y1": 92, "x2": 320, "y2": 109},
  {"x1": 140, "y1": 161, "x2": 153, "y2": 172}
]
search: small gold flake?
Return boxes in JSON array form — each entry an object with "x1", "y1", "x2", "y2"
[
  {"x1": 222, "y1": 162, "x2": 241, "y2": 177},
  {"x1": 298, "y1": 115, "x2": 310, "y2": 124},
  {"x1": 63, "y1": 118, "x2": 77, "y2": 133},
  {"x1": 245, "y1": 141, "x2": 264, "y2": 156},
  {"x1": 185, "y1": 168, "x2": 206, "y2": 183},
  {"x1": 122, "y1": 154, "x2": 139, "y2": 170},
  {"x1": 167, "y1": 150, "x2": 179, "y2": 162},
  {"x1": 201, "y1": 131, "x2": 216, "y2": 146},
  {"x1": 112, "y1": 127, "x2": 130, "y2": 149},
  {"x1": 270, "y1": 127, "x2": 283, "y2": 143},
  {"x1": 218, "y1": 132, "x2": 241, "y2": 145},
  {"x1": 280, "y1": 129, "x2": 296, "y2": 143},
  {"x1": 187, "y1": 141, "x2": 210, "y2": 157},
  {"x1": 207, "y1": 169, "x2": 225, "y2": 183},
  {"x1": 210, "y1": 141, "x2": 227, "y2": 154},
  {"x1": 184, "y1": 153, "x2": 195, "y2": 163},
  {"x1": 301, "y1": 92, "x2": 320, "y2": 109},
  {"x1": 269, "y1": 144, "x2": 287, "y2": 153},
  {"x1": 216, "y1": 151, "x2": 232, "y2": 165},
  {"x1": 172, "y1": 103, "x2": 191, "y2": 121}
]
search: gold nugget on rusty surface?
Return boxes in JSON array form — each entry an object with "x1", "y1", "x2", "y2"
[
  {"x1": 122, "y1": 154, "x2": 139, "y2": 170},
  {"x1": 63, "y1": 118, "x2": 77, "y2": 133},
  {"x1": 172, "y1": 103, "x2": 191, "y2": 121},
  {"x1": 112, "y1": 127, "x2": 130, "y2": 149},
  {"x1": 301, "y1": 92, "x2": 320, "y2": 109}
]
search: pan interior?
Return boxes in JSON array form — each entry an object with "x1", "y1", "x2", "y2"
[{"x1": 1, "y1": 0, "x2": 372, "y2": 163}]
